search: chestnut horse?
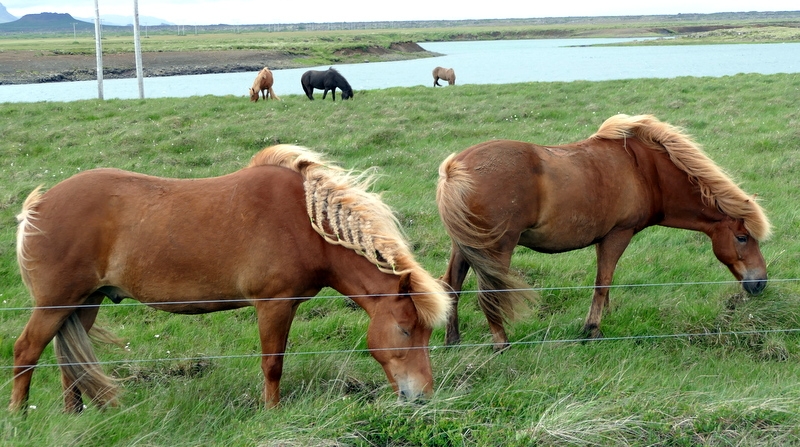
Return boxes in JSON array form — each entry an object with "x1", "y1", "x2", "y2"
[
  {"x1": 11, "y1": 145, "x2": 450, "y2": 412},
  {"x1": 432, "y1": 67, "x2": 455, "y2": 87},
  {"x1": 437, "y1": 114, "x2": 771, "y2": 350},
  {"x1": 249, "y1": 67, "x2": 280, "y2": 101}
]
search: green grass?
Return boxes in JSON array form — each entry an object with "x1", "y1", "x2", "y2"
[{"x1": 1, "y1": 73, "x2": 800, "y2": 445}]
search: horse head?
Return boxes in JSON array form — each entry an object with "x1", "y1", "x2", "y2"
[{"x1": 710, "y1": 216, "x2": 768, "y2": 295}]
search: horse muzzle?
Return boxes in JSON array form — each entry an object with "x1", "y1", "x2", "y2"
[
  {"x1": 395, "y1": 377, "x2": 432, "y2": 402},
  {"x1": 742, "y1": 273, "x2": 767, "y2": 295}
]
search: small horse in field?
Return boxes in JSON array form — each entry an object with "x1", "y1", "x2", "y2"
[
  {"x1": 432, "y1": 67, "x2": 455, "y2": 87},
  {"x1": 10, "y1": 145, "x2": 450, "y2": 413},
  {"x1": 249, "y1": 67, "x2": 280, "y2": 101},
  {"x1": 437, "y1": 114, "x2": 771, "y2": 350},
  {"x1": 301, "y1": 68, "x2": 353, "y2": 101}
]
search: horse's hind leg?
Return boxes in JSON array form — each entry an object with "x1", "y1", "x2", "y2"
[
  {"x1": 442, "y1": 243, "x2": 471, "y2": 346},
  {"x1": 9, "y1": 307, "x2": 75, "y2": 412}
]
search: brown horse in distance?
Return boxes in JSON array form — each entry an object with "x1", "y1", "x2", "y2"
[
  {"x1": 249, "y1": 67, "x2": 280, "y2": 101},
  {"x1": 437, "y1": 114, "x2": 771, "y2": 350},
  {"x1": 11, "y1": 145, "x2": 449, "y2": 412},
  {"x1": 433, "y1": 67, "x2": 456, "y2": 87}
]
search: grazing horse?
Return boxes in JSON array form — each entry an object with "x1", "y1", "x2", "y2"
[
  {"x1": 301, "y1": 68, "x2": 353, "y2": 101},
  {"x1": 437, "y1": 114, "x2": 771, "y2": 350},
  {"x1": 10, "y1": 145, "x2": 450, "y2": 412},
  {"x1": 249, "y1": 67, "x2": 280, "y2": 101},
  {"x1": 432, "y1": 67, "x2": 456, "y2": 87}
]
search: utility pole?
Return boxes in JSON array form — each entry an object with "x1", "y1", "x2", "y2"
[
  {"x1": 133, "y1": 0, "x2": 144, "y2": 99},
  {"x1": 93, "y1": 0, "x2": 103, "y2": 100}
]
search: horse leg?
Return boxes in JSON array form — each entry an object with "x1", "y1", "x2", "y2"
[
  {"x1": 583, "y1": 230, "x2": 633, "y2": 339},
  {"x1": 442, "y1": 243, "x2": 471, "y2": 346},
  {"x1": 434, "y1": 78, "x2": 441, "y2": 87},
  {"x1": 255, "y1": 299, "x2": 300, "y2": 407},
  {"x1": 9, "y1": 306, "x2": 75, "y2": 412},
  {"x1": 322, "y1": 89, "x2": 329, "y2": 100}
]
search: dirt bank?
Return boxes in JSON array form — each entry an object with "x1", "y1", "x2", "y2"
[{"x1": 0, "y1": 42, "x2": 430, "y2": 85}]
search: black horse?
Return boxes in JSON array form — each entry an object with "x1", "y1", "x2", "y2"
[{"x1": 300, "y1": 68, "x2": 353, "y2": 101}]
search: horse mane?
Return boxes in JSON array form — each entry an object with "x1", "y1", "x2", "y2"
[
  {"x1": 590, "y1": 114, "x2": 771, "y2": 241},
  {"x1": 248, "y1": 145, "x2": 449, "y2": 327}
]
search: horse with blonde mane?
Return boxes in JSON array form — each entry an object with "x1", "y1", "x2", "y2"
[
  {"x1": 11, "y1": 145, "x2": 449, "y2": 412},
  {"x1": 437, "y1": 114, "x2": 771, "y2": 350},
  {"x1": 249, "y1": 67, "x2": 280, "y2": 101},
  {"x1": 432, "y1": 67, "x2": 455, "y2": 87}
]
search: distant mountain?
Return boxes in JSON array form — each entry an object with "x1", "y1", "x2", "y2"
[
  {"x1": 0, "y1": 2, "x2": 17, "y2": 23},
  {"x1": 0, "y1": 12, "x2": 100, "y2": 33}
]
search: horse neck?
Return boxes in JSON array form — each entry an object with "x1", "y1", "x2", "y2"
[
  {"x1": 324, "y1": 244, "x2": 399, "y2": 317},
  {"x1": 655, "y1": 154, "x2": 725, "y2": 236}
]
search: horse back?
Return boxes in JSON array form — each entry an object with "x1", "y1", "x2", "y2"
[
  {"x1": 20, "y1": 167, "x2": 328, "y2": 307},
  {"x1": 447, "y1": 139, "x2": 658, "y2": 252}
]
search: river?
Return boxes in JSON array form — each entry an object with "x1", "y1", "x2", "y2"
[{"x1": 1, "y1": 38, "x2": 799, "y2": 103}]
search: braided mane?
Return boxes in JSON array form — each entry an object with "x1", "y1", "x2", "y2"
[
  {"x1": 590, "y1": 114, "x2": 771, "y2": 241},
  {"x1": 248, "y1": 145, "x2": 449, "y2": 327}
]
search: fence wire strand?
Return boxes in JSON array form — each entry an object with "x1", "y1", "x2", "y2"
[{"x1": 1, "y1": 278, "x2": 799, "y2": 372}]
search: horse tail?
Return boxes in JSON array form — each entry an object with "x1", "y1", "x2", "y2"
[
  {"x1": 436, "y1": 154, "x2": 531, "y2": 324},
  {"x1": 54, "y1": 313, "x2": 120, "y2": 408},
  {"x1": 16, "y1": 186, "x2": 45, "y2": 289},
  {"x1": 267, "y1": 86, "x2": 280, "y2": 101}
]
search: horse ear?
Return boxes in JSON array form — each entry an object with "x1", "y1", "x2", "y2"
[{"x1": 398, "y1": 272, "x2": 413, "y2": 295}]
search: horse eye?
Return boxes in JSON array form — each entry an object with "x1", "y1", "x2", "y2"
[
  {"x1": 736, "y1": 235, "x2": 748, "y2": 243},
  {"x1": 399, "y1": 326, "x2": 411, "y2": 337}
]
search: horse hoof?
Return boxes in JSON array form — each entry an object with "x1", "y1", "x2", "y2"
[
  {"x1": 492, "y1": 342, "x2": 511, "y2": 353},
  {"x1": 445, "y1": 337, "x2": 461, "y2": 346},
  {"x1": 582, "y1": 325, "x2": 604, "y2": 340}
]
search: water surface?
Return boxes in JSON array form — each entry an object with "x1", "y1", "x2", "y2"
[{"x1": 1, "y1": 38, "x2": 798, "y2": 103}]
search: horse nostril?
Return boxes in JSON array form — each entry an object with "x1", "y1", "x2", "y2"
[{"x1": 743, "y1": 278, "x2": 767, "y2": 295}]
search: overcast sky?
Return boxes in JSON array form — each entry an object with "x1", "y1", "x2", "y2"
[{"x1": 3, "y1": 1, "x2": 798, "y2": 25}]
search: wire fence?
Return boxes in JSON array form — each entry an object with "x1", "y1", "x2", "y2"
[{"x1": 1, "y1": 278, "x2": 799, "y2": 372}]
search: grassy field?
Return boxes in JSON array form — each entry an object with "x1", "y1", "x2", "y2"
[{"x1": 1, "y1": 72, "x2": 799, "y2": 445}]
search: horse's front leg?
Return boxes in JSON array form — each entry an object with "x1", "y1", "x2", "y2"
[
  {"x1": 255, "y1": 299, "x2": 300, "y2": 407},
  {"x1": 322, "y1": 89, "x2": 329, "y2": 100},
  {"x1": 441, "y1": 243, "x2": 471, "y2": 346},
  {"x1": 584, "y1": 229, "x2": 633, "y2": 339}
]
